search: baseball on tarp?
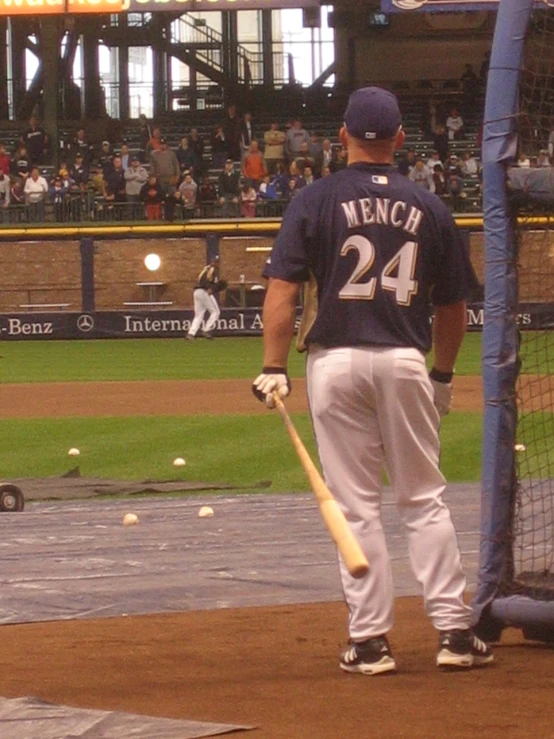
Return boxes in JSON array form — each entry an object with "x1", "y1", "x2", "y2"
[
  {"x1": 123, "y1": 513, "x2": 139, "y2": 527},
  {"x1": 198, "y1": 506, "x2": 214, "y2": 518}
]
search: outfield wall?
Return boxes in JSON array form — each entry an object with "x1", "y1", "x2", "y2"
[{"x1": 0, "y1": 226, "x2": 552, "y2": 317}]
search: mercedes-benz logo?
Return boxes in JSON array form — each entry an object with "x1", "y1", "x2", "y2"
[{"x1": 77, "y1": 314, "x2": 95, "y2": 332}]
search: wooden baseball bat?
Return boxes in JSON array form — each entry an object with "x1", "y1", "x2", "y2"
[{"x1": 272, "y1": 393, "x2": 369, "y2": 579}]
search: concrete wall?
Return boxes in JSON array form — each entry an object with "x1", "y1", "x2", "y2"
[{"x1": 0, "y1": 230, "x2": 552, "y2": 313}]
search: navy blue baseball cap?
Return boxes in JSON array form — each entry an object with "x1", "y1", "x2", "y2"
[{"x1": 344, "y1": 87, "x2": 402, "y2": 141}]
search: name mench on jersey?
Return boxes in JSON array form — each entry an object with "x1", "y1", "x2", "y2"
[{"x1": 341, "y1": 196, "x2": 424, "y2": 237}]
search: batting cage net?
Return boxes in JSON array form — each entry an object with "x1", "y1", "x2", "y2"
[
  {"x1": 508, "y1": 7, "x2": 554, "y2": 602},
  {"x1": 473, "y1": 0, "x2": 554, "y2": 641}
]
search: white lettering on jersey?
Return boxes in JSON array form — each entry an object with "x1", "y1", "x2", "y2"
[
  {"x1": 390, "y1": 200, "x2": 406, "y2": 227},
  {"x1": 375, "y1": 198, "x2": 390, "y2": 225},
  {"x1": 404, "y1": 206, "x2": 423, "y2": 236},
  {"x1": 342, "y1": 198, "x2": 423, "y2": 236},
  {"x1": 341, "y1": 200, "x2": 361, "y2": 228},
  {"x1": 360, "y1": 198, "x2": 375, "y2": 225}
]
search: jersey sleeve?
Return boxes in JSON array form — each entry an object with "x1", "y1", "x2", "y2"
[
  {"x1": 263, "y1": 192, "x2": 313, "y2": 283},
  {"x1": 430, "y1": 210, "x2": 471, "y2": 306}
]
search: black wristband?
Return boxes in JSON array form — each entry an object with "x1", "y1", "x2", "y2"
[
  {"x1": 262, "y1": 366, "x2": 287, "y2": 374},
  {"x1": 429, "y1": 367, "x2": 454, "y2": 383}
]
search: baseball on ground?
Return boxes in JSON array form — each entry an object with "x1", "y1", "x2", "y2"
[
  {"x1": 173, "y1": 457, "x2": 186, "y2": 467},
  {"x1": 198, "y1": 506, "x2": 214, "y2": 518},
  {"x1": 514, "y1": 443, "x2": 526, "y2": 452},
  {"x1": 68, "y1": 448, "x2": 80, "y2": 456},
  {"x1": 123, "y1": 513, "x2": 139, "y2": 527}
]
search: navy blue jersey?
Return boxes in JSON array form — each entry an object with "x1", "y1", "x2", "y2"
[{"x1": 263, "y1": 162, "x2": 470, "y2": 353}]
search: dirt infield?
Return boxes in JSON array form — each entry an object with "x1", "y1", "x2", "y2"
[
  {"x1": 0, "y1": 375, "x2": 484, "y2": 418},
  {"x1": 3, "y1": 375, "x2": 552, "y2": 739},
  {"x1": 1, "y1": 601, "x2": 552, "y2": 739}
]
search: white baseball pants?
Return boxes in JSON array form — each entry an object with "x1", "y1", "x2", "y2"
[
  {"x1": 306, "y1": 345, "x2": 472, "y2": 640},
  {"x1": 189, "y1": 289, "x2": 220, "y2": 337}
]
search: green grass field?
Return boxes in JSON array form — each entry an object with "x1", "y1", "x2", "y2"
[
  {"x1": 0, "y1": 334, "x2": 486, "y2": 491},
  {"x1": 0, "y1": 333, "x2": 484, "y2": 383}
]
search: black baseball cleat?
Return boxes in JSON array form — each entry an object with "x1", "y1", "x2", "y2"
[
  {"x1": 340, "y1": 635, "x2": 397, "y2": 675},
  {"x1": 436, "y1": 629, "x2": 494, "y2": 669},
  {"x1": 185, "y1": 334, "x2": 195, "y2": 341},
  {"x1": 201, "y1": 331, "x2": 214, "y2": 339}
]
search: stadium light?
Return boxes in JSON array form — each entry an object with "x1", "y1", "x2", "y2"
[{"x1": 144, "y1": 253, "x2": 161, "y2": 272}]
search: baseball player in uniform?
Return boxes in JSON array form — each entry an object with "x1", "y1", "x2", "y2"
[
  {"x1": 252, "y1": 87, "x2": 493, "y2": 674},
  {"x1": 186, "y1": 257, "x2": 223, "y2": 340}
]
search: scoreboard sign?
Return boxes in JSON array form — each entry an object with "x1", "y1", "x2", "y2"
[
  {"x1": 0, "y1": 0, "x2": 123, "y2": 12},
  {"x1": 0, "y1": 0, "x2": 317, "y2": 11}
]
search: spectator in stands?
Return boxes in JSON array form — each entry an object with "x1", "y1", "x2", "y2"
[
  {"x1": 24, "y1": 166, "x2": 48, "y2": 220},
  {"x1": 10, "y1": 179, "x2": 25, "y2": 208},
  {"x1": 293, "y1": 141, "x2": 316, "y2": 172},
  {"x1": 320, "y1": 165, "x2": 332, "y2": 178},
  {"x1": 177, "y1": 136, "x2": 197, "y2": 177},
  {"x1": 49, "y1": 175, "x2": 69, "y2": 222},
  {"x1": 397, "y1": 148, "x2": 417, "y2": 177},
  {"x1": 309, "y1": 133, "x2": 323, "y2": 164},
  {"x1": 537, "y1": 149, "x2": 551, "y2": 167},
  {"x1": 242, "y1": 140, "x2": 267, "y2": 188},
  {"x1": 189, "y1": 128, "x2": 205, "y2": 174},
  {"x1": 0, "y1": 170, "x2": 10, "y2": 210},
  {"x1": 517, "y1": 152, "x2": 531, "y2": 167},
  {"x1": 461, "y1": 64, "x2": 480, "y2": 103},
  {"x1": 461, "y1": 151, "x2": 479, "y2": 176},
  {"x1": 432, "y1": 122, "x2": 449, "y2": 162},
  {"x1": 548, "y1": 122, "x2": 554, "y2": 158},
  {"x1": 330, "y1": 145, "x2": 348, "y2": 173},
  {"x1": 316, "y1": 139, "x2": 334, "y2": 176},
  {"x1": 445, "y1": 154, "x2": 463, "y2": 178},
  {"x1": 286, "y1": 119, "x2": 311, "y2": 162},
  {"x1": 21, "y1": 116, "x2": 48, "y2": 165},
  {"x1": 447, "y1": 169, "x2": 466, "y2": 210},
  {"x1": 197, "y1": 175, "x2": 218, "y2": 217},
  {"x1": 140, "y1": 174, "x2": 165, "y2": 220},
  {"x1": 124, "y1": 155, "x2": 148, "y2": 208},
  {"x1": 218, "y1": 158, "x2": 241, "y2": 217},
  {"x1": 138, "y1": 113, "x2": 153, "y2": 161},
  {"x1": 479, "y1": 51, "x2": 491, "y2": 87},
  {"x1": 258, "y1": 173, "x2": 278, "y2": 200},
  {"x1": 240, "y1": 179, "x2": 257, "y2": 218},
  {"x1": 119, "y1": 143, "x2": 131, "y2": 171},
  {"x1": 11, "y1": 145, "x2": 31, "y2": 183},
  {"x1": 223, "y1": 104, "x2": 242, "y2": 162},
  {"x1": 67, "y1": 128, "x2": 94, "y2": 165},
  {"x1": 57, "y1": 162, "x2": 73, "y2": 192},
  {"x1": 104, "y1": 155, "x2": 126, "y2": 197},
  {"x1": 98, "y1": 141, "x2": 114, "y2": 175},
  {"x1": 240, "y1": 112, "x2": 255, "y2": 159},
  {"x1": 146, "y1": 126, "x2": 163, "y2": 157},
  {"x1": 432, "y1": 163, "x2": 448, "y2": 197},
  {"x1": 426, "y1": 150, "x2": 443, "y2": 173},
  {"x1": 69, "y1": 153, "x2": 89, "y2": 192},
  {"x1": 409, "y1": 158, "x2": 433, "y2": 189},
  {"x1": 210, "y1": 125, "x2": 228, "y2": 170},
  {"x1": 149, "y1": 138, "x2": 180, "y2": 195},
  {"x1": 263, "y1": 122, "x2": 286, "y2": 174},
  {"x1": 446, "y1": 108, "x2": 465, "y2": 141},
  {"x1": 0, "y1": 144, "x2": 10, "y2": 176},
  {"x1": 303, "y1": 165, "x2": 315, "y2": 186},
  {"x1": 281, "y1": 160, "x2": 305, "y2": 198},
  {"x1": 178, "y1": 171, "x2": 198, "y2": 218},
  {"x1": 90, "y1": 166, "x2": 105, "y2": 198}
]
